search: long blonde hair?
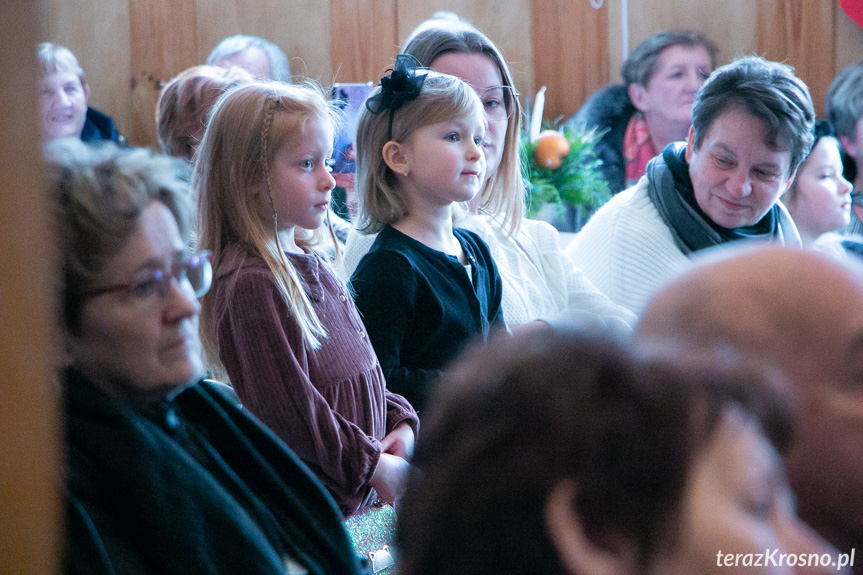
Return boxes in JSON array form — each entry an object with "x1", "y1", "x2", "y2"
[
  {"x1": 195, "y1": 81, "x2": 339, "y2": 378},
  {"x1": 355, "y1": 72, "x2": 484, "y2": 234}
]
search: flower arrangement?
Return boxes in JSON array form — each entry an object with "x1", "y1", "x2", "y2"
[{"x1": 520, "y1": 87, "x2": 611, "y2": 222}]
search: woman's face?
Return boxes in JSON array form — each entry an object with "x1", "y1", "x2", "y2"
[
  {"x1": 653, "y1": 407, "x2": 840, "y2": 575},
  {"x1": 786, "y1": 137, "x2": 853, "y2": 239},
  {"x1": 630, "y1": 44, "x2": 712, "y2": 130},
  {"x1": 431, "y1": 52, "x2": 507, "y2": 181},
  {"x1": 67, "y1": 202, "x2": 204, "y2": 399}
]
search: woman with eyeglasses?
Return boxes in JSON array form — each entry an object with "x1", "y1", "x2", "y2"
[
  {"x1": 49, "y1": 140, "x2": 364, "y2": 575},
  {"x1": 341, "y1": 18, "x2": 637, "y2": 331}
]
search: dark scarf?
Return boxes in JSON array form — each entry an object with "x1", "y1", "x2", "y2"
[{"x1": 647, "y1": 142, "x2": 795, "y2": 255}]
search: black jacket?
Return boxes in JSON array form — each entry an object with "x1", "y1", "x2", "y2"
[
  {"x1": 80, "y1": 107, "x2": 125, "y2": 145},
  {"x1": 566, "y1": 83, "x2": 636, "y2": 195},
  {"x1": 64, "y1": 369, "x2": 366, "y2": 575}
]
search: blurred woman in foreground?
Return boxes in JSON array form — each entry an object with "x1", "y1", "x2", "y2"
[
  {"x1": 398, "y1": 325, "x2": 843, "y2": 575},
  {"x1": 50, "y1": 140, "x2": 363, "y2": 575}
]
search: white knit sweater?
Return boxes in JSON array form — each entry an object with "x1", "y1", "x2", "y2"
[
  {"x1": 565, "y1": 177, "x2": 802, "y2": 315},
  {"x1": 564, "y1": 178, "x2": 692, "y2": 316},
  {"x1": 340, "y1": 214, "x2": 637, "y2": 329}
]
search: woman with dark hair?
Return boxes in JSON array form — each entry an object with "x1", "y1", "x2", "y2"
[
  {"x1": 397, "y1": 325, "x2": 840, "y2": 575},
  {"x1": 49, "y1": 140, "x2": 364, "y2": 575}
]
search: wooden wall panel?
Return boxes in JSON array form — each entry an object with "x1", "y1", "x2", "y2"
[
  {"x1": 330, "y1": 0, "x2": 398, "y2": 83},
  {"x1": 757, "y1": 0, "x2": 836, "y2": 116},
  {"x1": 32, "y1": 1, "x2": 863, "y2": 153},
  {"x1": 129, "y1": 0, "x2": 198, "y2": 146},
  {"x1": 531, "y1": 0, "x2": 608, "y2": 123},
  {"x1": 1, "y1": 2, "x2": 60, "y2": 571},
  {"x1": 42, "y1": 0, "x2": 132, "y2": 143},
  {"x1": 397, "y1": 1, "x2": 534, "y2": 111},
  {"x1": 625, "y1": 0, "x2": 757, "y2": 71},
  {"x1": 835, "y1": 6, "x2": 863, "y2": 79},
  {"x1": 196, "y1": 0, "x2": 332, "y2": 84}
]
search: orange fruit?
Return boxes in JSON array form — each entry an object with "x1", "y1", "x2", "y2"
[{"x1": 534, "y1": 130, "x2": 570, "y2": 169}]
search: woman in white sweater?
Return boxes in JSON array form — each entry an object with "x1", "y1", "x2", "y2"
[
  {"x1": 567, "y1": 57, "x2": 813, "y2": 315},
  {"x1": 343, "y1": 20, "x2": 636, "y2": 330}
]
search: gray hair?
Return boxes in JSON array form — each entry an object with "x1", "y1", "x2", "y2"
[
  {"x1": 206, "y1": 34, "x2": 291, "y2": 83},
  {"x1": 825, "y1": 61, "x2": 863, "y2": 142},
  {"x1": 691, "y1": 56, "x2": 815, "y2": 175},
  {"x1": 622, "y1": 29, "x2": 717, "y2": 87},
  {"x1": 37, "y1": 42, "x2": 86, "y2": 83},
  {"x1": 45, "y1": 139, "x2": 192, "y2": 332}
]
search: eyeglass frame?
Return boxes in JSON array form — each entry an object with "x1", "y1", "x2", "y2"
[
  {"x1": 477, "y1": 85, "x2": 519, "y2": 122},
  {"x1": 83, "y1": 250, "x2": 213, "y2": 301}
]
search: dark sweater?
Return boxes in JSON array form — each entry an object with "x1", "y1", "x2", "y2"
[
  {"x1": 63, "y1": 369, "x2": 365, "y2": 575},
  {"x1": 349, "y1": 225, "x2": 506, "y2": 412},
  {"x1": 212, "y1": 243, "x2": 418, "y2": 515}
]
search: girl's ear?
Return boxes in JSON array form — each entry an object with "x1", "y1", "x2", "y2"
[
  {"x1": 382, "y1": 140, "x2": 410, "y2": 177},
  {"x1": 545, "y1": 479, "x2": 634, "y2": 575}
]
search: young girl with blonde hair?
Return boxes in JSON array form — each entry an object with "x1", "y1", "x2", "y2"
[
  {"x1": 349, "y1": 57, "x2": 506, "y2": 412},
  {"x1": 195, "y1": 81, "x2": 418, "y2": 516},
  {"x1": 343, "y1": 21, "x2": 637, "y2": 331}
]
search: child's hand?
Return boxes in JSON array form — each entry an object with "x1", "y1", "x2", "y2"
[
  {"x1": 370, "y1": 453, "x2": 411, "y2": 506},
  {"x1": 381, "y1": 421, "x2": 416, "y2": 460}
]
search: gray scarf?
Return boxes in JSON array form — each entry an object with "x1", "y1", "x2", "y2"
[{"x1": 647, "y1": 142, "x2": 798, "y2": 256}]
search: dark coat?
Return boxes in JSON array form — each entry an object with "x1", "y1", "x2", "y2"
[
  {"x1": 80, "y1": 107, "x2": 125, "y2": 145},
  {"x1": 567, "y1": 83, "x2": 636, "y2": 195},
  {"x1": 63, "y1": 369, "x2": 367, "y2": 575}
]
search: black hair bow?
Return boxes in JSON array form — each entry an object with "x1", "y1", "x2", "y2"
[{"x1": 365, "y1": 54, "x2": 428, "y2": 139}]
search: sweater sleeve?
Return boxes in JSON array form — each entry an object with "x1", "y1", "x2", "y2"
[
  {"x1": 214, "y1": 268, "x2": 381, "y2": 508},
  {"x1": 350, "y1": 250, "x2": 441, "y2": 410}
]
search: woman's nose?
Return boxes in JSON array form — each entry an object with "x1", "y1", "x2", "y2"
[
  {"x1": 163, "y1": 278, "x2": 200, "y2": 323},
  {"x1": 726, "y1": 170, "x2": 753, "y2": 198}
]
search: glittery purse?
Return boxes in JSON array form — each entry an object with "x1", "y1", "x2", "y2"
[{"x1": 344, "y1": 500, "x2": 397, "y2": 574}]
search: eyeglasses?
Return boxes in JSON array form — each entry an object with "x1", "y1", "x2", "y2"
[
  {"x1": 851, "y1": 191, "x2": 863, "y2": 207},
  {"x1": 477, "y1": 85, "x2": 519, "y2": 122},
  {"x1": 85, "y1": 250, "x2": 213, "y2": 301}
]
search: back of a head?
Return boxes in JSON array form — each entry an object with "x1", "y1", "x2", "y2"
[
  {"x1": 354, "y1": 70, "x2": 482, "y2": 233},
  {"x1": 206, "y1": 34, "x2": 291, "y2": 83},
  {"x1": 45, "y1": 139, "x2": 191, "y2": 333},
  {"x1": 156, "y1": 65, "x2": 255, "y2": 161},
  {"x1": 621, "y1": 29, "x2": 717, "y2": 87},
  {"x1": 38, "y1": 41, "x2": 85, "y2": 82},
  {"x1": 691, "y1": 56, "x2": 815, "y2": 173},
  {"x1": 397, "y1": 325, "x2": 793, "y2": 575},
  {"x1": 826, "y1": 61, "x2": 863, "y2": 142},
  {"x1": 637, "y1": 246, "x2": 860, "y2": 366}
]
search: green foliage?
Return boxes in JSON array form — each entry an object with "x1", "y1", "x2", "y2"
[{"x1": 520, "y1": 124, "x2": 611, "y2": 218}]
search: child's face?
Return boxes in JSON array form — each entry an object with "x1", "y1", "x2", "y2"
[
  {"x1": 40, "y1": 70, "x2": 89, "y2": 140},
  {"x1": 788, "y1": 137, "x2": 852, "y2": 237},
  {"x1": 400, "y1": 106, "x2": 487, "y2": 208},
  {"x1": 264, "y1": 115, "x2": 336, "y2": 231},
  {"x1": 431, "y1": 52, "x2": 507, "y2": 181}
]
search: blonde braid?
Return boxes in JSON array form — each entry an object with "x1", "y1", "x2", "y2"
[{"x1": 260, "y1": 94, "x2": 280, "y2": 236}]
